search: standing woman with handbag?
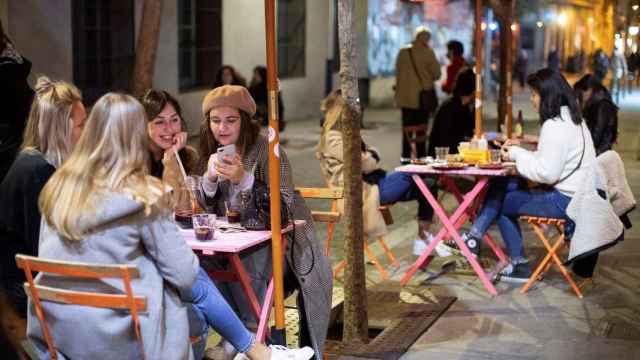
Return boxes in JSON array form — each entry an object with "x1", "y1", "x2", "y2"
[
  {"x1": 198, "y1": 85, "x2": 333, "y2": 359},
  {"x1": 394, "y1": 26, "x2": 441, "y2": 164}
]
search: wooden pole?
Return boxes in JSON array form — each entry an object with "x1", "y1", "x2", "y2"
[
  {"x1": 474, "y1": 0, "x2": 483, "y2": 138},
  {"x1": 506, "y1": 20, "x2": 515, "y2": 139},
  {"x1": 264, "y1": 0, "x2": 285, "y2": 331},
  {"x1": 337, "y1": 0, "x2": 368, "y2": 344}
]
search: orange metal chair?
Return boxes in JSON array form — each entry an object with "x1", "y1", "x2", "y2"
[
  {"x1": 332, "y1": 205, "x2": 399, "y2": 281},
  {"x1": 296, "y1": 187, "x2": 398, "y2": 280},
  {"x1": 15, "y1": 254, "x2": 148, "y2": 360},
  {"x1": 519, "y1": 216, "x2": 583, "y2": 299}
]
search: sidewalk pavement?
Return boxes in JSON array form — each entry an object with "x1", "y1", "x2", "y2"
[{"x1": 279, "y1": 88, "x2": 640, "y2": 359}]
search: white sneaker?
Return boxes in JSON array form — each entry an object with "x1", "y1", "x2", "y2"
[
  {"x1": 414, "y1": 235, "x2": 456, "y2": 257},
  {"x1": 269, "y1": 345, "x2": 314, "y2": 360},
  {"x1": 413, "y1": 238, "x2": 428, "y2": 256}
]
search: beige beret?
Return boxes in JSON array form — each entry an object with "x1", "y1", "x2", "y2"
[{"x1": 202, "y1": 85, "x2": 257, "y2": 118}]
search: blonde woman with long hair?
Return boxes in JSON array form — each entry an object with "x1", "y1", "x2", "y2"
[
  {"x1": 0, "y1": 76, "x2": 84, "y2": 344},
  {"x1": 29, "y1": 93, "x2": 308, "y2": 360}
]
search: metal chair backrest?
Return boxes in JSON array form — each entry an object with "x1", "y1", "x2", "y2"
[{"x1": 15, "y1": 254, "x2": 147, "y2": 360}]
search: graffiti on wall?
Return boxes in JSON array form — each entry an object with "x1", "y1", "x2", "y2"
[{"x1": 368, "y1": 0, "x2": 474, "y2": 76}]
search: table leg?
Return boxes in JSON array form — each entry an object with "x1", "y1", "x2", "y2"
[
  {"x1": 256, "y1": 280, "x2": 275, "y2": 342},
  {"x1": 402, "y1": 176, "x2": 499, "y2": 296},
  {"x1": 228, "y1": 254, "x2": 262, "y2": 322},
  {"x1": 443, "y1": 177, "x2": 509, "y2": 264}
]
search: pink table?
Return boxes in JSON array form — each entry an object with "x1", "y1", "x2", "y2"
[
  {"x1": 181, "y1": 219, "x2": 305, "y2": 342},
  {"x1": 396, "y1": 164, "x2": 512, "y2": 296}
]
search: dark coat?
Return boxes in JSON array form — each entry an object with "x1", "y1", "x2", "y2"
[
  {"x1": 427, "y1": 97, "x2": 474, "y2": 157},
  {"x1": 0, "y1": 150, "x2": 55, "y2": 316},
  {"x1": 583, "y1": 91, "x2": 618, "y2": 155},
  {"x1": 0, "y1": 50, "x2": 34, "y2": 182},
  {"x1": 249, "y1": 83, "x2": 285, "y2": 131},
  {"x1": 204, "y1": 135, "x2": 332, "y2": 359}
]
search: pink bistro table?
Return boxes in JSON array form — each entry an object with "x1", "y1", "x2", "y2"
[
  {"x1": 396, "y1": 164, "x2": 513, "y2": 296},
  {"x1": 181, "y1": 219, "x2": 305, "y2": 342}
]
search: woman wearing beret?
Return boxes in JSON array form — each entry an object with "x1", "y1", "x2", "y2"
[{"x1": 199, "y1": 85, "x2": 333, "y2": 359}]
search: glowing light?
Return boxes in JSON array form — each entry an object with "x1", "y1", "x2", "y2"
[
  {"x1": 557, "y1": 13, "x2": 567, "y2": 26},
  {"x1": 630, "y1": 26, "x2": 639, "y2": 36},
  {"x1": 511, "y1": 23, "x2": 518, "y2": 31},
  {"x1": 481, "y1": 22, "x2": 487, "y2": 31},
  {"x1": 633, "y1": 4, "x2": 639, "y2": 11},
  {"x1": 536, "y1": 21, "x2": 544, "y2": 28},
  {"x1": 489, "y1": 22, "x2": 498, "y2": 31},
  {"x1": 588, "y1": 17, "x2": 594, "y2": 24}
]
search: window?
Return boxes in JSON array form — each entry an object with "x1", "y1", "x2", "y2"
[
  {"x1": 72, "y1": 0, "x2": 135, "y2": 105},
  {"x1": 278, "y1": 0, "x2": 306, "y2": 78},
  {"x1": 178, "y1": 0, "x2": 222, "y2": 91}
]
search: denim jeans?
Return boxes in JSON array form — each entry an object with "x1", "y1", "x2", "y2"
[
  {"x1": 470, "y1": 177, "x2": 572, "y2": 261},
  {"x1": 183, "y1": 268, "x2": 255, "y2": 353},
  {"x1": 378, "y1": 171, "x2": 435, "y2": 221}
]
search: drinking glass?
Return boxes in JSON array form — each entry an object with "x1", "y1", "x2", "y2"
[
  {"x1": 193, "y1": 214, "x2": 216, "y2": 241},
  {"x1": 435, "y1": 147, "x2": 449, "y2": 163},
  {"x1": 490, "y1": 149, "x2": 502, "y2": 164}
]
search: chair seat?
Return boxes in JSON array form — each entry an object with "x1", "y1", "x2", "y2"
[
  {"x1": 520, "y1": 215, "x2": 566, "y2": 225},
  {"x1": 310, "y1": 211, "x2": 341, "y2": 223}
]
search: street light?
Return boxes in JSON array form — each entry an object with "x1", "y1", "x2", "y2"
[
  {"x1": 557, "y1": 13, "x2": 567, "y2": 27},
  {"x1": 633, "y1": 4, "x2": 639, "y2": 11}
]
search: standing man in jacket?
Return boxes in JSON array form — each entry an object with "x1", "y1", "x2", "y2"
[{"x1": 395, "y1": 26, "x2": 441, "y2": 164}]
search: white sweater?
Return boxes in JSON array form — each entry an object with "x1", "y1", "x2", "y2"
[{"x1": 509, "y1": 106, "x2": 596, "y2": 196}]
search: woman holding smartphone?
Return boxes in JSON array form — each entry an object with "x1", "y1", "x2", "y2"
[{"x1": 198, "y1": 85, "x2": 333, "y2": 360}]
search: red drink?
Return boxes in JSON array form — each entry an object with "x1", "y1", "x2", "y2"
[
  {"x1": 226, "y1": 210, "x2": 241, "y2": 223},
  {"x1": 194, "y1": 227, "x2": 213, "y2": 241}
]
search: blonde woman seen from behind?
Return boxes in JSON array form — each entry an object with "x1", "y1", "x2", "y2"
[
  {"x1": 0, "y1": 76, "x2": 84, "y2": 354},
  {"x1": 29, "y1": 93, "x2": 200, "y2": 359}
]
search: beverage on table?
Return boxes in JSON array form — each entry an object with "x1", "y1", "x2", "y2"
[{"x1": 193, "y1": 214, "x2": 216, "y2": 241}]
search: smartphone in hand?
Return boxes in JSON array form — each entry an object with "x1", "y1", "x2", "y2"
[{"x1": 217, "y1": 144, "x2": 236, "y2": 163}]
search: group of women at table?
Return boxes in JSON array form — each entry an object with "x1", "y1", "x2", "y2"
[
  {"x1": 0, "y1": 67, "x2": 628, "y2": 359},
  {"x1": 0, "y1": 79, "x2": 326, "y2": 359}
]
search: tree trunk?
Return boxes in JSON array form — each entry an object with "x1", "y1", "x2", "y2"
[
  {"x1": 131, "y1": 0, "x2": 163, "y2": 96},
  {"x1": 337, "y1": 0, "x2": 368, "y2": 345}
]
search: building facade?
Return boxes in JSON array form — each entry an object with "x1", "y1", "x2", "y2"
[{"x1": 2, "y1": 0, "x2": 330, "y2": 133}]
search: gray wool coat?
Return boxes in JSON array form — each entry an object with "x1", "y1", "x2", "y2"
[
  {"x1": 27, "y1": 190, "x2": 199, "y2": 360},
  {"x1": 203, "y1": 135, "x2": 333, "y2": 359}
]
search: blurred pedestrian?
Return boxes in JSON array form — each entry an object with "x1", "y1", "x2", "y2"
[
  {"x1": 591, "y1": 48, "x2": 610, "y2": 84},
  {"x1": 395, "y1": 26, "x2": 441, "y2": 164},
  {"x1": 213, "y1": 65, "x2": 247, "y2": 88},
  {"x1": 573, "y1": 74, "x2": 618, "y2": 155},
  {"x1": 442, "y1": 40, "x2": 467, "y2": 94},
  {"x1": 610, "y1": 47, "x2": 628, "y2": 103},
  {"x1": 248, "y1": 65, "x2": 285, "y2": 131},
  {"x1": 514, "y1": 49, "x2": 529, "y2": 88}
]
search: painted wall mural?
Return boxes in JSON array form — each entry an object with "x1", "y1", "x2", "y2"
[{"x1": 368, "y1": 0, "x2": 474, "y2": 77}]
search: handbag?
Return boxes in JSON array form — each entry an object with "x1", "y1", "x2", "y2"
[
  {"x1": 409, "y1": 48, "x2": 438, "y2": 113},
  {"x1": 241, "y1": 164, "x2": 291, "y2": 231}
]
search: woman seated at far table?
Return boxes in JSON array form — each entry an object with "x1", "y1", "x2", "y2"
[
  {"x1": 460, "y1": 69, "x2": 597, "y2": 282},
  {"x1": 317, "y1": 89, "x2": 454, "y2": 258}
]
